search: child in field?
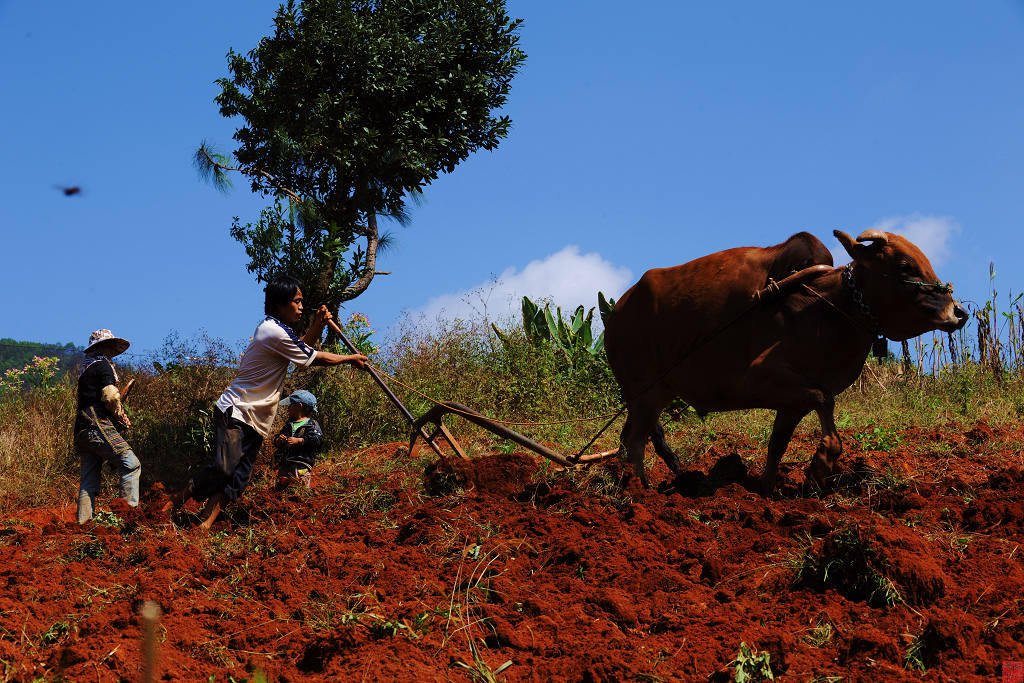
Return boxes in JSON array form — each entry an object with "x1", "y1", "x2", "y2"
[
  {"x1": 273, "y1": 390, "x2": 323, "y2": 489},
  {"x1": 165, "y1": 275, "x2": 366, "y2": 529}
]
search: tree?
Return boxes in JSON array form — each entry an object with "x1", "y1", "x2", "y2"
[{"x1": 197, "y1": 0, "x2": 526, "y2": 328}]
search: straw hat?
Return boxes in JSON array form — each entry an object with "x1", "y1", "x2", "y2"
[{"x1": 84, "y1": 329, "x2": 130, "y2": 357}]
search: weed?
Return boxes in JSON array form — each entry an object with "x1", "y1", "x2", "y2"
[
  {"x1": 803, "y1": 617, "x2": 834, "y2": 648},
  {"x1": 852, "y1": 424, "x2": 903, "y2": 452},
  {"x1": 227, "y1": 671, "x2": 268, "y2": 683},
  {"x1": 903, "y1": 513, "x2": 924, "y2": 528},
  {"x1": 91, "y1": 510, "x2": 123, "y2": 528},
  {"x1": 40, "y1": 620, "x2": 70, "y2": 646},
  {"x1": 369, "y1": 617, "x2": 416, "y2": 639},
  {"x1": 952, "y1": 535, "x2": 971, "y2": 554},
  {"x1": 412, "y1": 609, "x2": 441, "y2": 636},
  {"x1": 493, "y1": 439, "x2": 517, "y2": 455},
  {"x1": 731, "y1": 641, "x2": 774, "y2": 682},
  {"x1": 903, "y1": 629, "x2": 927, "y2": 672},
  {"x1": 67, "y1": 538, "x2": 105, "y2": 562},
  {"x1": 792, "y1": 525, "x2": 902, "y2": 608},
  {"x1": 452, "y1": 638, "x2": 512, "y2": 682},
  {"x1": 867, "y1": 466, "x2": 912, "y2": 493}
]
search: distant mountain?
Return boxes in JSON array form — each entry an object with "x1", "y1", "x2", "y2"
[{"x1": 0, "y1": 338, "x2": 83, "y2": 375}]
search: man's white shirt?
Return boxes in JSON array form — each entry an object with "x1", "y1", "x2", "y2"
[{"x1": 216, "y1": 317, "x2": 317, "y2": 437}]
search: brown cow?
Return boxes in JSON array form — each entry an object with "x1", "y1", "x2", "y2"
[{"x1": 604, "y1": 229, "x2": 968, "y2": 492}]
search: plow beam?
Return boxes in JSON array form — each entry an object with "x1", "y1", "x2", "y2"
[{"x1": 411, "y1": 402, "x2": 573, "y2": 468}]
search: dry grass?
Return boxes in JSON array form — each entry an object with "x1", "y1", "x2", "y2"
[{"x1": 7, "y1": 304, "x2": 1024, "y2": 514}]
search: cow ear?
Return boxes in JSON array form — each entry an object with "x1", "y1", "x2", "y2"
[{"x1": 834, "y1": 229, "x2": 887, "y2": 261}]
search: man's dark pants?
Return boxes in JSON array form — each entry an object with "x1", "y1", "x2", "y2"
[{"x1": 190, "y1": 407, "x2": 264, "y2": 503}]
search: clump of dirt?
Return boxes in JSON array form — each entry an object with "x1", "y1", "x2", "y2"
[
  {"x1": 663, "y1": 451, "x2": 750, "y2": 497},
  {"x1": 964, "y1": 419, "x2": 995, "y2": 446},
  {"x1": 793, "y1": 523, "x2": 902, "y2": 607},
  {"x1": 424, "y1": 452, "x2": 540, "y2": 496}
]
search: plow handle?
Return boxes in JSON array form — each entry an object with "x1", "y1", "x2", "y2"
[{"x1": 324, "y1": 317, "x2": 450, "y2": 459}]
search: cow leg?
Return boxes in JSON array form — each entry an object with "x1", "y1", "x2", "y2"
[
  {"x1": 806, "y1": 398, "x2": 841, "y2": 489},
  {"x1": 619, "y1": 400, "x2": 662, "y2": 488},
  {"x1": 650, "y1": 421, "x2": 682, "y2": 474},
  {"x1": 760, "y1": 409, "x2": 805, "y2": 495}
]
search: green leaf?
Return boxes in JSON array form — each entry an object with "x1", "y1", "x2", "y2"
[
  {"x1": 598, "y1": 291, "x2": 616, "y2": 325},
  {"x1": 544, "y1": 306, "x2": 561, "y2": 348}
]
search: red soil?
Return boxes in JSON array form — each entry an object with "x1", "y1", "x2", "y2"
[{"x1": 1, "y1": 420, "x2": 1023, "y2": 681}]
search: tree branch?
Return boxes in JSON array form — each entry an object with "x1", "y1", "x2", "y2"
[
  {"x1": 341, "y1": 209, "x2": 379, "y2": 301},
  {"x1": 197, "y1": 147, "x2": 304, "y2": 205}
]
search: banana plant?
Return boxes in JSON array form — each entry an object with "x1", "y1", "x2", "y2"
[{"x1": 492, "y1": 293, "x2": 616, "y2": 365}]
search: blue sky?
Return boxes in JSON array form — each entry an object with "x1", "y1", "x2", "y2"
[{"x1": 2, "y1": 2, "x2": 1024, "y2": 358}]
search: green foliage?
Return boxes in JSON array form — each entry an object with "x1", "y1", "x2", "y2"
[
  {"x1": 368, "y1": 617, "x2": 416, "y2": 639},
  {"x1": 731, "y1": 642, "x2": 774, "y2": 682},
  {"x1": 91, "y1": 510, "x2": 123, "y2": 529},
  {"x1": 904, "y1": 630, "x2": 927, "y2": 672},
  {"x1": 129, "y1": 333, "x2": 238, "y2": 488},
  {"x1": 228, "y1": 197, "x2": 368, "y2": 307},
  {"x1": 0, "y1": 356, "x2": 61, "y2": 396},
  {"x1": 0, "y1": 366, "x2": 78, "y2": 511},
  {"x1": 492, "y1": 294, "x2": 615, "y2": 368},
  {"x1": 40, "y1": 620, "x2": 71, "y2": 646},
  {"x1": 0, "y1": 339, "x2": 79, "y2": 375},
  {"x1": 311, "y1": 315, "x2": 620, "y2": 451},
  {"x1": 201, "y1": 0, "x2": 526, "y2": 317},
  {"x1": 337, "y1": 312, "x2": 380, "y2": 357},
  {"x1": 851, "y1": 423, "x2": 903, "y2": 452},
  {"x1": 597, "y1": 291, "x2": 616, "y2": 326}
]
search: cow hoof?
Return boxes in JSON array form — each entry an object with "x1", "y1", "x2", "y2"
[{"x1": 804, "y1": 464, "x2": 831, "y2": 492}]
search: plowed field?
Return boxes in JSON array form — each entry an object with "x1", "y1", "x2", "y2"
[{"x1": 2, "y1": 419, "x2": 1023, "y2": 681}]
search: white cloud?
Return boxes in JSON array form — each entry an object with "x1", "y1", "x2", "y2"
[
  {"x1": 834, "y1": 214, "x2": 961, "y2": 266},
  {"x1": 412, "y1": 246, "x2": 633, "y2": 326}
]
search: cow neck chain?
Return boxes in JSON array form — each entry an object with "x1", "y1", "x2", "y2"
[
  {"x1": 842, "y1": 264, "x2": 881, "y2": 333},
  {"x1": 799, "y1": 265, "x2": 880, "y2": 337}
]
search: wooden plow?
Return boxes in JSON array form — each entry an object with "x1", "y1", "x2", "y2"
[
  {"x1": 327, "y1": 319, "x2": 619, "y2": 468},
  {"x1": 411, "y1": 402, "x2": 620, "y2": 467}
]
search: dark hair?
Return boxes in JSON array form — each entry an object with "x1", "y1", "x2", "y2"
[{"x1": 264, "y1": 275, "x2": 303, "y2": 316}]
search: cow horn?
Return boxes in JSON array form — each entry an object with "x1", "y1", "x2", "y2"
[{"x1": 854, "y1": 229, "x2": 888, "y2": 247}]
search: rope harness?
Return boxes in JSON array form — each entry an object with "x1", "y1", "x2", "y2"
[{"x1": 901, "y1": 278, "x2": 954, "y2": 294}]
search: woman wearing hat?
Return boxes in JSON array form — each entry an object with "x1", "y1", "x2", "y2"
[{"x1": 74, "y1": 329, "x2": 140, "y2": 524}]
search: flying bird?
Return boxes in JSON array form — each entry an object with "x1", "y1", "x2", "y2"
[{"x1": 55, "y1": 186, "x2": 82, "y2": 196}]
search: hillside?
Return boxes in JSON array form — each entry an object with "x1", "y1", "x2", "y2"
[{"x1": 0, "y1": 338, "x2": 81, "y2": 375}]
